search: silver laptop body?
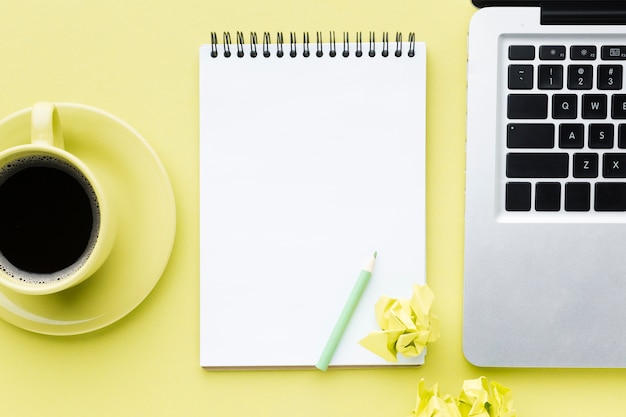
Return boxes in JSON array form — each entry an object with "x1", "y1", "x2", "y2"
[{"x1": 465, "y1": 0, "x2": 626, "y2": 367}]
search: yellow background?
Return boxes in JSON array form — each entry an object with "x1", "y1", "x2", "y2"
[{"x1": 0, "y1": 0, "x2": 623, "y2": 416}]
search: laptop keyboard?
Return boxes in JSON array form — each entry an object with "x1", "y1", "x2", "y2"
[{"x1": 505, "y1": 43, "x2": 626, "y2": 212}]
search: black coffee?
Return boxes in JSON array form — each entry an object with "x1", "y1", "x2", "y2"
[{"x1": 0, "y1": 156, "x2": 99, "y2": 279}]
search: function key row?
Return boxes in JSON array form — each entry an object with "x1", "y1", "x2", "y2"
[{"x1": 509, "y1": 45, "x2": 626, "y2": 61}]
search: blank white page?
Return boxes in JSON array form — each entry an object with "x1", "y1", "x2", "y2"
[{"x1": 200, "y1": 35, "x2": 426, "y2": 368}]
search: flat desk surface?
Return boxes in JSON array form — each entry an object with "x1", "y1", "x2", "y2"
[{"x1": 0, "y1": 1, "x2": 622, "y2": 416}]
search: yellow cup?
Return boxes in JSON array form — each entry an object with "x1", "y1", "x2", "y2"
[{"x1": 0, "y1": 102, "x2": 116, "y2": 295}]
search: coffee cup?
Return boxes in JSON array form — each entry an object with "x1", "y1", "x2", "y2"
[{"x1": 0, "y1": 102, "x2": 115, "y2": 295}]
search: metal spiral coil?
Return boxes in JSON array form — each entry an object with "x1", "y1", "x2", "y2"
[{"x1": 210, "y1": 31, "x2": 416, "y2": 58}]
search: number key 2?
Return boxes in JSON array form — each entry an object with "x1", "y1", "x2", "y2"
[{"x1": 568, "y1": 65, "x2": 593, "y2": 89}]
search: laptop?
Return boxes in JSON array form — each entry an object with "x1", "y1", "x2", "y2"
[{"x1": 465, "y1": 0, "x2": 626, "y2": 367}]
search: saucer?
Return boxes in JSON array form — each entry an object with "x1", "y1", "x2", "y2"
[{"x1": 0, "y1": 103, "x2": 176, "y2": 335}]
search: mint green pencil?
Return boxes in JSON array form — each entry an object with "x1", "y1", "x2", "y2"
[{"x1": 316, "y1": 252, "x2": 377, "y2": 371}]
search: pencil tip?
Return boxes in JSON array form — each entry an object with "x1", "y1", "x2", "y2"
[{"x1": 373, "y1": 251, "x2": 377, "y2": 259}]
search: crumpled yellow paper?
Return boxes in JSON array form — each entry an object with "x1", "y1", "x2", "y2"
[
  {"x1": 359, "y1": 284, "x2": 440, "y2": 362},
  {"x1": 411, "y1": 377, "x2": 517, "y2": 417},
  {"x1": 411, "y1": 379, "x2": 461, "y2": 417},
  {"x1": 457, "y1": 377, "x2": 517, "y2": 417}
]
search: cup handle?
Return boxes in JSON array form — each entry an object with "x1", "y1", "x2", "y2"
[{"x1": 31, "y1": 102, "x2": 64, "y2": 148}]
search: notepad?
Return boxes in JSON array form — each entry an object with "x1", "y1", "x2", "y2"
[{"x1": 199, "y1": 31, "x2": 426, "y2": 369}]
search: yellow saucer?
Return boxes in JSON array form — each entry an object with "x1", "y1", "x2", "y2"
[{"x1": 0, "y1": 103, "x2": 176, "y2": 335}]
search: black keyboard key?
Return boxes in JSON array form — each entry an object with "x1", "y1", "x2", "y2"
[
  {"x1": 509, "y1": 45, "x2": 535, "y2": 60},
  {"x1": 565, "y1": 182, "x2": 591, "y2": 211},
  {"x1": 619, "y1": 124, "x2": 626, "y2": 148},
  {"x1": 535, "y1": 182, "x2": 561, "y2": 211},
  {"x1": 506, "y1": 153, "x2": 569, "y2": 178},
  {"x1": 508, "y1": 65, "x2": 534, "y2": 89},
  {"x1": 538, "y1": 65, "x2": 563, "y2": 89},
  {"x1": 559, "y1": 124, "x2": 584, "y2": 148},
  {"x1": 507, "y1": 94, "x2": 549, "y2": 119},
  {"x1": 506, "y1": 182, "x2": 531, "y2": 211},
  {"x1": 568, "y1": 65, "x2": 593, "y2": 89},
  {"x1": 582, "y1": 94, "x2": 607, "y2": 119},
  {"x1": 598, "y1": 65, "x2": 622, "y2": 90},
  {"x1": 588, "y1": 124, "x2": 614, "y2": 148},
  {"x1": 603, "y1": 153, "x2": 626, "y2": 177},
  {"x1": 595, "y1": 182, "x2": 626, "y2": 211},
  {"x1": 601, "y1": 46, "x2": 626, "y2": 60},
  {"x1": 553, "y1": 94, "x2": 577, "y2": 119},
  {"x1": 573, "y1": 153, "x2": 599, "y2": 178},
  {"x1": 507, "y1": 124, "x2": 554, "y2": 148},
  {"x1": 612, "y1": 95, "x2": 626, "y2": 119},
  {"x1": 571, "y1": 45, "x2": 597, "y2": 60},
  {"x1": 539, "y1": 45, "x2": 566, "y2": 60}
]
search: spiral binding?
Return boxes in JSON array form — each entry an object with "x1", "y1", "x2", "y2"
[{"x1": 210, "y1": 31, "x2": 416, "y2": 58}]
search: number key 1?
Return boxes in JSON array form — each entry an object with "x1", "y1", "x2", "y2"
[{"x1": 538, "y1": 65, "x2": 563, "y2": 89}]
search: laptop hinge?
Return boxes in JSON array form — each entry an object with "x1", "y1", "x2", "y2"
[{"x1": 541, "y1": 2, "x2": 626, "y2": 25}]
